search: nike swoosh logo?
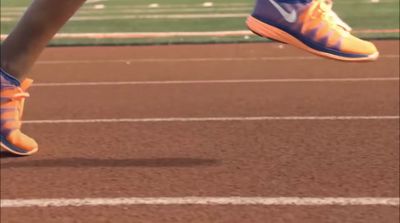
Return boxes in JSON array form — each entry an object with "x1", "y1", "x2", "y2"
[{"x1": 268, "y1": 0, "x2": 297, "y2": 23}]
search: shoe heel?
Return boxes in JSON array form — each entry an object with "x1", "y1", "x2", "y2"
[
  {"x1": 246, "y1": 16, "x2": 289, "y2": 44},
  {"x1": 247, "y1": 25, "x2": 287, "y2": 44}
]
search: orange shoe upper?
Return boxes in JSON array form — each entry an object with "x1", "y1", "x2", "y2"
[
  {"x1": 1, "y1": 78, "x2": 38, "y2": 151},
  {"x1": 299, "y1": 0, "x2": 378, "y2": 55}
]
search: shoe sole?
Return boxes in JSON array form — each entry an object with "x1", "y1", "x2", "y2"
[
  {"x1": 246, "y1": 16, "x2": 379, "y2": 62},
  {"x1": 0, "y1": 141, "x2": 38, "y2": 156}
]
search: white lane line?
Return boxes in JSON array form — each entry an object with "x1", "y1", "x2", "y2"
[
  {"x1": 23, "y1": 116, "x2": 400, "y2": 124},
  {"x1": 85, "y1": 0, "x2": 107, "y2": 4},
  {"x1": 0, "y1": 3, "x2": 253, "y2": 12},
  {"x1": 35, "y1": 56, "x2": 321, "y2": 64},
  {"x1": 1, "y1": 197, "x2": 399, "y2": 208},
  {"x1": 2, "y1": 29, "x2": 399, "y2": 40},
  {"x1": 33, "y1": 77, "x2": 400, "y2": 87},
  {"x1": 71, "y1": 13, "x2": 249, "y2": 21},
  {"x1": 74, "y1": 7, "x2": 253, "y2": 14},
  {"x1": 1, "y1": 13, "x2": 249, "y2": 22},
  {"x1": 0, "y1": 8, "x2": 250, "y2": 17},
  {"x1": 34, "y1": 54, "x2": 399, "y2": 65}
]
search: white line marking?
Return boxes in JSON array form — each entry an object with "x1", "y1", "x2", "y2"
[
  {"x1": 2, "y1": 30, "x2": 399, "y2": 40},
  {"x1": 1, "y1": 197, "x2": 399, "y2": 208},
  {"x1": 72, "y1": 13, "x2": 248, "y2": 21},
  {"x1": 1, "y1": 13, "x2": 249, "y2": 22},
  {"x1": 33, "y1": 77, "x2": 400, "y2": 87},
  {"x1": 23, "y1": 116, "x2": 400, "y2": 124},
  {"x1": 77, "y1": 7, "x2": 252, "y2": 14},
  {"x1": 33, "y1": 55, "x2": 399, "y2": 65},
  {"x1": 1, "y1": 7, "x2": 253, "y2": 17},
  {"x1": 57, "y1": 30, "x2": 252, "y2": 39},
  {"x1": 0, "y1": 3, "x2": 254, "y2": 12},
  {"x1": 85, "y1": 0, "x2": 107, "y2": 4},
  {"x1": 34, "y1": 56, "x2": 325, "y2": 64},
  {"x1": 33, "y1": 78, "x2": 400, "y2": 87}
]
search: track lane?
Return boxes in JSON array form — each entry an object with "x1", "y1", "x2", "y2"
[
  {"x1": 30, "y1": 41, "x2": 399, "y2": 83},
  {"x1": 1, "y1": 120, "x2": 398, "y2": 199},
  {"x1": 23, "y1": 81, "x2": 399, "y2": 120},
  {"x1": 1, "y1": 41, "x2": 399, "y2": 223}
]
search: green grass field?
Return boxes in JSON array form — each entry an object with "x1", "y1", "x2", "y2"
[{"x1": 1, "y1": 0, "x2": 399, "y2": 45}]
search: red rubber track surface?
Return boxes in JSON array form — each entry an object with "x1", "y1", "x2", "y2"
[{"x1": 1, "y1": 41, "x2": 399, "y2": 223}]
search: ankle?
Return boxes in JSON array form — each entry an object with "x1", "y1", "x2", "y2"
[
  {"x1": 0, "y1": 61, "x2": 24, "y2": 81},
  {"x1": 0, "y1": 67, "x2": 21, "y2": 86}
]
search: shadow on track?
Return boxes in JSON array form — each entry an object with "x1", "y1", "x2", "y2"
[
  {"x1": 0, "y1": 151, "x2": 24, "y2": 159},
  {"x1": 0, "y1": 157, "x2": 220, "y2": 169}
]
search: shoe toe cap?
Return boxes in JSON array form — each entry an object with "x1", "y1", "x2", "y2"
[
  {"x1": 5, "y1": 130, "x2": 39, "y2": 155},
  {"x1": 341, "y1": 36, "x2": 379, "y2": 56}
]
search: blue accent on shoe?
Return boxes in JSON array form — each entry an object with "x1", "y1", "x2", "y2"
[
  {"x1": 0, "y1": 135, "x2": 30, "y2": 155},
  {"x1": 251, "y1": 15, "x2": 368, "y2": 58},
  {"x1": 0, "y1": 68, "x2": 21, "y2": 86}
]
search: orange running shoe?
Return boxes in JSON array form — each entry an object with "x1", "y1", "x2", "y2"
[
  {"x1": 247, "y1": 0, "x2": 379, "y2": 61},
  {"x1": 1, "y1": 68, "x2": 38, "y2": 156}
]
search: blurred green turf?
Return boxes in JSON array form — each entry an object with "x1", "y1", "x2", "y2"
[{"x1": 1, "y1": 0, "x2": 399, "y2": 46}]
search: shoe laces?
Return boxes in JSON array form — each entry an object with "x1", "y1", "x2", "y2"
[
  {"x1": 1, "y1": 80, "x2": 32, "y2": 130},
  {"x1": 307, "y1": 0, "x2": 351, "y2": 34},
  {"x1": 322, "y1": 0, "x2": 352, "y2": 31}
]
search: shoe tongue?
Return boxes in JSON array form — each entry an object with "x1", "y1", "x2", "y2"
[
  {"x1": 20, "y1": 79, "x2": 33, "y2": 91},
  {"x1": 320, "y1": 0, "x2": 352, "y2": 32}
]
